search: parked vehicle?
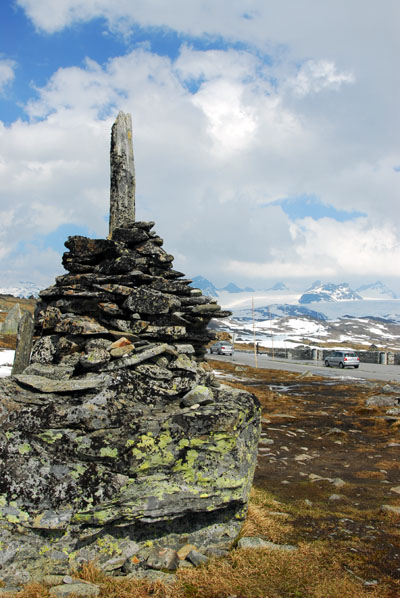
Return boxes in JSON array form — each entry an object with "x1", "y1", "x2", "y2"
[
  {"x1": 209, "y1": 341, "x2": 234, "y2": 355},
  {"x1": 325, "y1": 351, "x2": 359, "y2": 369}
]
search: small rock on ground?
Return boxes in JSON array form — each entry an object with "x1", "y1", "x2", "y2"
[
  {"x1": 238, "y1": 537, "x2": 298, "y2": 551},
  {"x1": 382, "y1": 504, "x2": 400, "y2": 515},
  {"x1": 49, "y1": 582, "x2": 100, "y2": 597},
  {"x1": 186, "y1": 550, "x2": 209, "y2": 566},
  {"x1": 126, "y1": 569, "x2": 175, "y2": 583},
  {"x1": 145, "y1": 547, "x2": 179, "y2": 571}
]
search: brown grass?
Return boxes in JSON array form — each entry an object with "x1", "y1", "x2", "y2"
[
  {"x1": 242, "y1": 504, "x2": 293, "y2": 543},
  {"x1": 10, "y1": 582, "x2": 51, "y2": 598},
  {"x1": 353, "y1": 470, "x2": 386, "y2": 479},
  {"x1": 376, "y1": 460, "x2": 400, "y2": 471},
  {"x1": 173, "y1": 545, "x2": 391, "y2": 598},
  {"x1": 12, "y1": 546, "x2": 394, "y2": 598}
]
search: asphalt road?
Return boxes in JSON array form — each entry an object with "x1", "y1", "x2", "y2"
[{"x1": 207, "y1": 351, "x2": 400, "y2": 383}]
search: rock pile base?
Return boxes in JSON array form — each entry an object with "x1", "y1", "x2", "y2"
[{"x1": 0, "y1": 221, "x2": 260, "y2": 583}]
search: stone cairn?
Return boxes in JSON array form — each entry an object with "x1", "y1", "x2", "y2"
[{"x1": 0, "y1": 112, "x2": 260, "y2": 585}]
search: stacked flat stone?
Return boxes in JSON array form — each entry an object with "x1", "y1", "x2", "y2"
[
  {"x1": 0, "y1": 221, "x2": 260, "y2": 585},
  {"x1": 33, "y1": 221, "x2": 230, "y2": 370}
]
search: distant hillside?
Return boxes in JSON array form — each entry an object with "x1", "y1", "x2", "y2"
[
  {"x1": 0, "y1": 281, "x2": 41, "y2": 298},
  {"x1": 356, "y1": 281, "x2": 397, "y2": 299},
  {"x1": 267, "y1": 282, "x2": 289, "y2": 291}
]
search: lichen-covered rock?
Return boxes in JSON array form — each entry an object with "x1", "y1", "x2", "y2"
[{"x1": 0, "y1": 369, "x2": 260, "y2": 580}]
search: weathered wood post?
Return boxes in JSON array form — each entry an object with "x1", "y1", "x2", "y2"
[
  {"x1": 109, "y1": 111, "x2": 135, "y2": 237},
  {"x1": 11, "y1": 311, "x2": 34, "y2": 375}
]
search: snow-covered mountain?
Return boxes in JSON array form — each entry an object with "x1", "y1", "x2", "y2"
[
  {"x1": 190, "y1": 276, "x2": 218, "y2": 297},
  {"x1": 220, "y1": 282, "x2": 255, "y2": 293},
  {"x1": 0, "y1": 281, "x2": 41, "y2": 298},
  {"x1": 266, "y1": 282, "x2": 289, "y2": 291},
  {"x1": 234, "y1": 303, "x2": 327, "y2": 322},
  {"x1": 190, "y1": 278, "x2": 256, "y2": 296},
  {"x1": 299, "y1": 281, "x2": 361, "y2": 304},
  {"x1": 356, "y1": 281, "x2": 397, "y2": 300}
]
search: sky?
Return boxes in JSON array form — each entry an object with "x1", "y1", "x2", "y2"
[{"x1": 0, "y1": 0, "x2": 399, "y2": 292}]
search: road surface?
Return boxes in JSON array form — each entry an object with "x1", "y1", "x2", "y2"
[{"x1": 207, "y1": 351, "x2": 400, "y2": 383}]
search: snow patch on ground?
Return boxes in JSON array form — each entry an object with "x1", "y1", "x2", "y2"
[{"x1": 0, "y1": 350, "x2": 15, "y2": 377}]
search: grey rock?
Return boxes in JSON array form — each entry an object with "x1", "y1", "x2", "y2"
[
  {"x1": 204, "y1": 547, "x2": 229, "y2": 558},
  {"x1": 124, "y1": 287, "x2": 180, "y2": 315},
  {"x1": 80, "y1": 348, "x2": 111, "y2": 369},
  {"x1": 23, "y1": 363, "x2": 75, "y2": 380},
  {"x1": 85, "y1": 338, "x2": 111, "y2": 351},
  {"x1": 13, "y1": 374, "x2": 109, "y2": 393},
  {"x1": 100, "y1": 556, "x2": 127, "y2": 571},
  {"x1": 189, "y1": 303, "x2": 221, "y2": 314},
  {"x1": 366, "y1": 395, "x2": 399, "y2": 407},
  {"x1": 109, "y1": 111, "x2": 135, "y2": 236},
  {"x1": 386, "y1": 407, "x2": 400, "y2": 415},
  {"x1": 30, "y1": 509, "x2": 73, "y2": 529},
  {"x1": 0, "y1": 588, "x2": 21, "y2": 596},
  {"x1": 174, "y1": 343, "x2": 195, "y2": 354},
  {"x1": 11, "y1": 311, "x2": 34, "y2": 375},
  {"x1": 31, "y1": 335, "x2": 58, "y2": 364},
  {"x1": 105, "y1": 343, "x2": 168, "y2": 371},
  {"x1": 0, "y1": 303, "x2": 22, "y2": 334},
  {"x1": 176, "y1": 544, "x2": 198, "y2": 560},
  {"x1": 182, "y1": 385, "x2": 213, "y2": 407},
  {"x1": 237, "y1": 537, "x2": 298, "y2": 551},
  {"x1": 49, "y1": 582, "x2": 100, "y2": 597},
  {"x1": 112, "y1": 227, "x2": 148, "y2": 245},
  {"x1": 110, "y1": 344, "x2": 135, "y2": 357},
  {"x1": 332, "y1": 478, "x2": 346, "y2": 488},
  {"x1": 59, "y1": 353, "x2": 82, "y2": 368},
  {"x1": 43, "y1": 575, "x2": 67, "y2": 586},
  {"x1": 382, "y1": 504, "x2": 400, "y2": 515},
  {"x1": 145, "y1": 547, "x2": 179, "y2": 571},
  {"x1": 186, "y1": 550, "x2": 209, "y2": 566},
  {"x1": 381, "y1": 384, "x2": 400, "y2": 394},
  {"x1": 127, "y1": 569, "x2": 175, "y2": 583}
]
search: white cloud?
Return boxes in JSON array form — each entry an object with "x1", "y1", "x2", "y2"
[
  {"x1": 228, "y1": 217, "x2": 400, "y2": 282},
  {"x1": 0, "y1": 245, "x2": 62, "y2": 288},
  {"x1": 293, "y1": 217, "x2": 400, "y2": 277},
  {"x1": 288, "y1": 60, "x2": 354, "y2": 97},
  {"x1": 2, "y1": 3, "x2": 400, "y2": 290},
  {"x1": 0, "y1": 59, "x2": 15, "y2": 93}
]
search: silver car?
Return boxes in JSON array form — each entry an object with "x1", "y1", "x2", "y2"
[
  {"x1": 325, "y1": 351, "x2": 359, "y2": 369},
  {"x1": 209, "y1": 341, "x2": 234, "y2": 355}
]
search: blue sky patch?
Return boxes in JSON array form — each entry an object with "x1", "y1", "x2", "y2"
[
  {"x1": 0, "y1": 2, "x2": 273, "y2": 123},
  {"x1": 21, "y1": 224, "x2": 94, "y2": 256},
  {"x1": 272, "y1": 195, "x2": 366, "y2": 222}
]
